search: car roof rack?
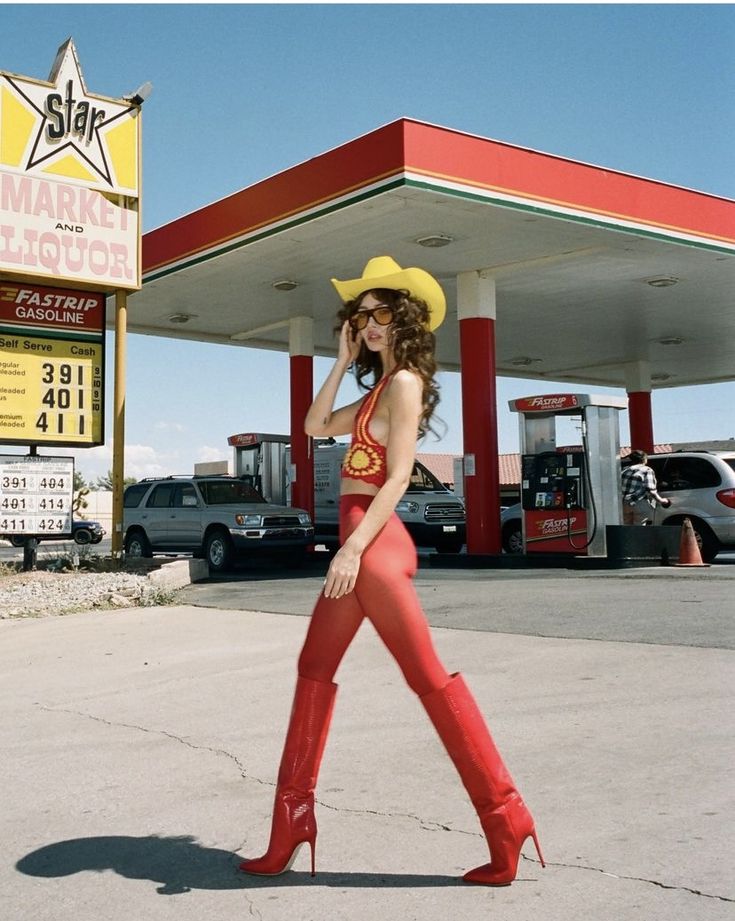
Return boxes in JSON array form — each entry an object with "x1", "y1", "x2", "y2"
[
  {"x1": 192, "y1": 474, "x2": 236, "y2": 479},
  {"x1": 130, "y1": 474, "x2": 252, "y2": 484}
]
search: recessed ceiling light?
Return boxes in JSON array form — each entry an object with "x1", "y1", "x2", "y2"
[
  {"x1": 644, "y1": 276, "x2": 679, "y2": 287},
  {"x1": 167, "y1": 313, "x2": 193, "y2": 324},
  {"x1": 415, "y1": 234, "x2": 454, "y2": 248},
  {"x1": 509, "y1": 356, "x2": 542, "y2": 366},
  {"x1": 657, "y1": 336, "x2": 684, "y2": 346},
  {"x1": 272, "y1": 279, "x2": 299, "y2": 291}
]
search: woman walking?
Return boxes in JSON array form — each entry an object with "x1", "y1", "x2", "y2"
[{"x1": 239, "y1": 256, "x2": 544, "y2": 885}]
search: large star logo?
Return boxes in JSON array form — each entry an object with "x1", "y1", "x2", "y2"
[{"x1": 4, "y1": 38, "x2": 133, "y2": 187}]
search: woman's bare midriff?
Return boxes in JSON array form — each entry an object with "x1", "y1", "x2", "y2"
[{"x1": 340, "y1": 480, "x2": 381, "y2": 497}]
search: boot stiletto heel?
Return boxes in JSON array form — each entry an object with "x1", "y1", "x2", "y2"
[
  {"x1": 239, "y1": 793, "x2": 318, "y2": 876},
  {"x1": 463, "y1": 793, "x2": 545, "y2": 885},
  {"x1": 240, "y1": 832, "x2": 316, "y2": 877}
]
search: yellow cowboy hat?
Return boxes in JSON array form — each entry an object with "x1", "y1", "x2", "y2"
[{"x1": 331, "y1": 256, "x2": 446, "y2": 332}]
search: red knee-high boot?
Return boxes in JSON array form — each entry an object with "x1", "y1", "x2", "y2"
[
  {"x1": 239, "y1": 676, "x2": 337, "y2": 877},
  {"x1": 420, "y1": 673, "x2": 544, "y2": 885}
]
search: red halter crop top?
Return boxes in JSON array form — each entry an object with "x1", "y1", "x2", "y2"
[{"x1": 341, "y1": 373, "x2": 394, "y2": 487}]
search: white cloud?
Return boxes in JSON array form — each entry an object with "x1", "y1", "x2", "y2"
[
  {"x1": 154, "y1": 421, "x2": 187, "y2": 433},
  {"x1": 197, "y1": 444, "x2": 230, "y2": 464},
  {"x1": 42, "y1": 442, "x2": 183, "y2": 484},
  {"x1": 123, "y1": 444, "x2": 171, "y2": 479}
]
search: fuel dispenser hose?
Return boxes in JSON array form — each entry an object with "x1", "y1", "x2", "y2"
[{"x1": 566, "y1": 420, "x2": 598, "y2": 551}]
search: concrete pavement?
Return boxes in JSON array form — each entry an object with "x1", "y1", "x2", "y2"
[
  {"x1": 2, "y1": 565, "x2": 733, "y2": 921},
  {"x1": 179, "y1": 554, "x2": 735, "y2": 649}
]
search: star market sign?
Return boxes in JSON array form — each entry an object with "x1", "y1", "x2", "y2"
[{"x1": 0, "y1": 39, "x2": 141, "y2": 289}]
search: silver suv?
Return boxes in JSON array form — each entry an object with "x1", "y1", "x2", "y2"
[
  {"x1": 645, "y1": 451, "x2": 735, "y2": 562},
  {"x1": 123, "y1": 475, "x2": 314, "y2": 572}
]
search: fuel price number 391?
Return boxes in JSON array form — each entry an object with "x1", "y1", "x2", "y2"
[{"x1": 35, "y1": 359, "x2": 99, "y2": 438}]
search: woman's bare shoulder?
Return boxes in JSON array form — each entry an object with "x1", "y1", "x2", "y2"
[
  {"x1": 387, "y1": 369, "x2": 423, "y2": 407},
  {"x1": 391, "y1": 368, "x2": 422, "y2": 391}
]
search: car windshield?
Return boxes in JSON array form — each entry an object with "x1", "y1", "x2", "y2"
[
  {"x1": 406, "y1": 462, "x2": 447, "y2": 493},
  {"x1": 198, "y1": 480, "x2": 267, "y2": 505}
]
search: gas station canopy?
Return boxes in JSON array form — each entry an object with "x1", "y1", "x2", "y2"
[{"x1": 131, "y1": 118, "x2": 735, "y2": 389}]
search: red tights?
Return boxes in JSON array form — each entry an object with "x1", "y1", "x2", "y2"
[{"x1": 297, "y1": 495, "x2": 450, "y2": 697}]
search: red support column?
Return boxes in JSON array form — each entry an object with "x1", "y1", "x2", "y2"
[
  {"x1": 628, "y1": 390, "x2": 654, "y2": 454},
  {"x1": 289, "y1": 315, "x2": 314, "y2": 519},
  {"x1": 459, "y1": 316, "x2": 501, "y2": 554}
]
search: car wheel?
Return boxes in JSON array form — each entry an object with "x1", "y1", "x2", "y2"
[
  {"x1": 502, "y1": 522, "x2": 523, "y2": 554},
  {"x1": 74, "y1": 528, "x2": 93, "y2": 545},
  {"x1": 125, "y1": 529, "x2": 152, "y2": 559},
  {"x1": 205, "y1": 529, "x2": 233, "y2": 572},
  {"x1": 91, "y1": 535, "x2": 103, "y2": 544},
  {"x1": 10, "y1": 535, "x2": 26, "y2": 548}
]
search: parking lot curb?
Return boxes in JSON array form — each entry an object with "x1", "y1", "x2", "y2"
[{"x1": 146, "y1": 558, "x2": 209, "y2": 591}]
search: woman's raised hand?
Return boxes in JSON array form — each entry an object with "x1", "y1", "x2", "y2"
[{"x1": 338, "y1": 320, "x2": 360, "y2": 366}]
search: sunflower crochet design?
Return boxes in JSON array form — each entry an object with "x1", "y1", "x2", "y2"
[{"x1": 343, "y1": 444, "x2": 383, "y2": 478}]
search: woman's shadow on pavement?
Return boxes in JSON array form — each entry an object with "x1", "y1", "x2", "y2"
[{"x1": 16, "y1": 835, "x2": 460, "y2": 894}]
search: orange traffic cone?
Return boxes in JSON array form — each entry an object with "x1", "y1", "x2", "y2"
[{"x1": 675, "y1": 518, "x2": 710, "y2": 568}]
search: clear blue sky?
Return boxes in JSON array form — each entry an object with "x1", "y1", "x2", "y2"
[{"x1": 2, "y1": 3, "x2": 734, "y2": 481}]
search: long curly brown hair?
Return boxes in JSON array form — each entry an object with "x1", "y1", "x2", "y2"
[{"x1": 335, "y1": 287, "x2": 442, "y2": 438}]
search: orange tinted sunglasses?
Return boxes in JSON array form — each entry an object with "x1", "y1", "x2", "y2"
[{"x1": 349, "y1": 305, "x2": 394, "y2": 331}]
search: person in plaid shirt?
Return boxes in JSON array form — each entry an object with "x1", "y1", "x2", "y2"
[{"x1": 621, "y1": 449, "x2": 672, "y2": 524}]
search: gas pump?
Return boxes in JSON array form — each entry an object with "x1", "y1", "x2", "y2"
[
  {"x1": 509, "y1": 394, "x2": 627, "y2": 557},
  {"x1": 227, "y1": 433, "x2": 291, "y2": 504}
]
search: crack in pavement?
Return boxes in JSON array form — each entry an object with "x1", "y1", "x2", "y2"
[
  {"x1": 36, "y1": 703, "x2": 254, "y2": 781},
  {"x1": 36, "y1": 704, "x2": 732, "y2": 903},
  {"x1": 239, "y1": 876, "x2": 263, "y2": 921},
  {"x1": 316, "y1": 798, "x2": 459, "y2": 834},
  {"x1": 543, "y1": 858, "x2": 734, "y2": 903}
]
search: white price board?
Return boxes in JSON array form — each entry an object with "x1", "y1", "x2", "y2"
[{"x1": 0, "y1": 455, "x2": 74, "y2": 537}]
